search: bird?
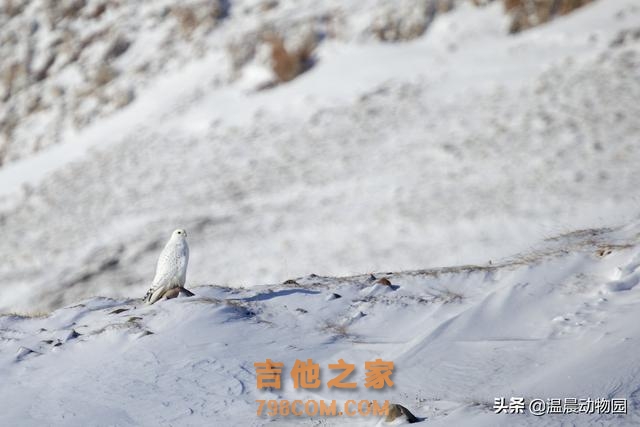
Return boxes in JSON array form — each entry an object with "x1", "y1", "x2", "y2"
[{"x1": 143, "y1": 229, "x2": 193, "y2": 305}]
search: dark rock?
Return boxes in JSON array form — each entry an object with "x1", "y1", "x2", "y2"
[{"x1": 385, "y1": 403, "x2": 419, "y2": 423}]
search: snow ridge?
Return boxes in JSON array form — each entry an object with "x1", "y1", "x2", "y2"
[{"x1": 1, "y1": 222, "x2": 640, "y2": 426}]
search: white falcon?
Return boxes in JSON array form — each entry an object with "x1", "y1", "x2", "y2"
[{"x1": 143, "y1": 229, "x2": 192, "y2": 304}]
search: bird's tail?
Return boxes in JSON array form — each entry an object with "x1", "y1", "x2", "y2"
[
  {"x1": 179, "y1": 287, "x2": 195, "y2": 297},
  {"x1": 142, "y1": 287, "x2": 155, "y2": 303}
]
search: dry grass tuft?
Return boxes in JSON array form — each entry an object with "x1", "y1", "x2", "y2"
[
  {"x1": 424, "y1": 288, "x2": 464, "y2": 304},
  {"x1": 503, "y1": 0, "x2": 595, "y2": 33},
  {"x1": 172, "y1": 0, "x2": 225, "y2": 37},
  {"x1": 0, "y1": 311, "x2": 49, "y2": 319},
  {"x1": 265, "y1": 32, "x2": 316, "y2": 84},
  {"x1": 438, "y1": 289, "x2": 464, "y2": 304},
  {"x1": 93, "y1": 63, "x2": 117, "y2": 86},
  {"x1": 322, "y1": 321, "x2": 349, "y2": 338}
]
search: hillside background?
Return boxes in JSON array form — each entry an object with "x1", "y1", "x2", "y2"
[{"x1": 0, "y1": 0, "x2": 639, "y2": 313}]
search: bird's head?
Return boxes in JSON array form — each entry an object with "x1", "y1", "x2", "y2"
[{"x1": 172, "y1": 229, "x2": 187, "y2": 238}]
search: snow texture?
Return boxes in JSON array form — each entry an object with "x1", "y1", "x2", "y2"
[
  {"x1": 1, "y1": 222, "x2": 640, "y2": 425},
  {"x1": 1, "y1": 1, "x2": 640, "y2": 424},
  {"x1": 1, "y1": 0, "x2": 639, "y2": 314}
]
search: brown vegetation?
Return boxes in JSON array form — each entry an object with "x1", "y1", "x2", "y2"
[
  {"x1": 503, "y1": 0, "x2": 595, "y2": 33},
  {"x1": 171, "y1": 0, "x2": 226, "y2": 37},
  {"x1": 266, "y1": 32, "x2": 316, "y2": 84}
]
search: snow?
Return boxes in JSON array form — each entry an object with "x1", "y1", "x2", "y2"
[
  {"x1": 1, "y1": 0, "x2": 640, "y2": 423},
  {"x1": 2, "y1": 0, "x2": 640, "y2": 314},
  {"x1": 1, "y1": 222, "x2": 640, "y2": 425}
]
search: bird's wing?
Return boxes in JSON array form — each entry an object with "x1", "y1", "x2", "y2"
[
  {"x1": 143, "y1": 243, "x2": 180, "y2": 303},
  {"x1": 153, "y1": 242, "x2": 180, "y2": 283}
]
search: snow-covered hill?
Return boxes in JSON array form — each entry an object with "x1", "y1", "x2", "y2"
[
  {"x1": 1, "y1": 0, "x2": 639, "y2": 314},
  {"x1": 0, "y1": 0, "x2": 452, "y2": 165},
  {"x1": 2, "y1": 222, "x2": 640, "y2": 426},
  {"x1": 3, "y1": 1, "x2": 640, "y2": 425}
]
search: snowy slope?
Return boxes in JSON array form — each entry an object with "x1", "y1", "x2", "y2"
[
  {"x1": 1, "y1": 0, "x2": 639, "y2": 314},
  {"x1": 0, "y1": 0, "x2": 451, "y2": 165},
  {"x1": 1, "y1": 222, "x2": 640, "y2": 426}
]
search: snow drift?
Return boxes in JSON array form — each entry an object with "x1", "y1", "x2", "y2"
[{"x1": 1, "y1": 222, "x2": 640, "y2": 425}]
